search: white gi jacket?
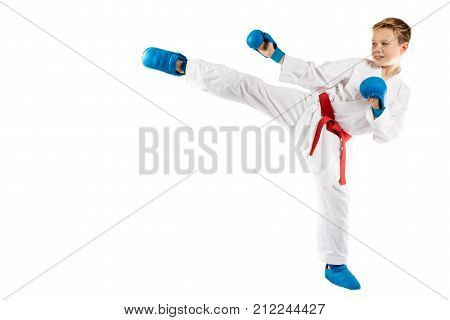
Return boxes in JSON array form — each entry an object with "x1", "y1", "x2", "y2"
[{"x1": 279, "y1": 55, "x2": 411, "y2": 186}]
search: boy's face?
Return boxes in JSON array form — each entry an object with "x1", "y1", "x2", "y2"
[{"x1": 371, "y1": 28, "x2": 408, "y2": 67}]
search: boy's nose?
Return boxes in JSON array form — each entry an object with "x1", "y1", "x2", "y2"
[{"x1": 373, "y1": 46, "x2": 383, "y2": 53}]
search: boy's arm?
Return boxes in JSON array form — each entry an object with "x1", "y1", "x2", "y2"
[
  {"x1": 365, "y1": 84, "x2": 411, "y2": 143},
  {"x1": 369, "y1": 98, "x2": 385, "y2": 118},
  {"x1": 278, "y1": 55, "x2": 363, "y2": 91}
]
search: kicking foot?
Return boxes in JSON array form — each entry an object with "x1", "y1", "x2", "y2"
[
  {"x1": 142, "y1": 47, "x2": 187, "y2": 76},
  {"x1": 324, "y1": 264, "x2": 361, "y2": 290}
]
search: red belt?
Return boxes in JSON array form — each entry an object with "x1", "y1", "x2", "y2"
[{"x1": 309, "y1": 92, "x2": 352, "y2": 185}]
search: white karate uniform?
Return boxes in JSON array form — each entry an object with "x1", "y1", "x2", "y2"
[{"x1": 185, "y1": 54, "x2": 410, "y2": 265}]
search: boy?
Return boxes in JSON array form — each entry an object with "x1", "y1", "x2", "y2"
[{"x1": 142, "y1": 17, "x2": 411, "y2": 290}]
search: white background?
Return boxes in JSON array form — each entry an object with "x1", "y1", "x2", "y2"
[{"x1": 0, "y1": 0, "x2": 449, "y2": 318}]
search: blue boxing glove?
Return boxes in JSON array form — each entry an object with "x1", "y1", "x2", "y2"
[
  {"x1": 246, "y1": 30, "x2": 285, "y2": 63},
  {"x1": 359, "y1": 76, "x2": 387, "y2": 118},
  {"x1": 142, "y1": 47, "x2": 187, "y2": 76}
]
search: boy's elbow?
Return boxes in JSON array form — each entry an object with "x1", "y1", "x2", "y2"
[
  {"x1": 373, "y1": 136, "x2": 392, "y2": 144},
  {"x1": 372, "y1": 130, "x2": 401, "y2": 144}
]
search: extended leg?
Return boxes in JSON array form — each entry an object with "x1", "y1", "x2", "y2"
[{"x1": 186, "y1": 58, "x2": 311, "y2": 128}]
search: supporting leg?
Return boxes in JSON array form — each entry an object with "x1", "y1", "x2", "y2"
[
  {"x1": 313, "y1": 178, "x2": 352, "y2": 265},
  {"x1": 313, "y1": 177, "x2": 361, "y2": 290}
]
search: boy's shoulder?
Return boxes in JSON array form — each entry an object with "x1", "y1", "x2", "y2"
[
  {"x1": 399, "y1": 80, "x2": 411, "y2": 97},
  {"x1": 353, "y1": 57, "x2": 379, "y2": 70}
]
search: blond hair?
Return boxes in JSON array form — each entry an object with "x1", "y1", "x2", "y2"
[{"x1": 373, "y1": 17, "x2": 411, "y2": 44}]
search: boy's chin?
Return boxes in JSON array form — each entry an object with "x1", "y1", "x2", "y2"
[{"x1": 373, "y1": 59, "x2": 385, "y2": 67}]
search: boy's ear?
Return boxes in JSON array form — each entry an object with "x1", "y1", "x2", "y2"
[{"x1": 401, "y1": 42, "x2": 409, "y2": 54}]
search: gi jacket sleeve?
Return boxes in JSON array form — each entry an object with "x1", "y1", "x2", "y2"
[
  {"x1": 365, "y1": 83, "x2": 411, "y2": 144},
  {"x1": 278, "y1": 54, "x2": 363, "y2": 91}
]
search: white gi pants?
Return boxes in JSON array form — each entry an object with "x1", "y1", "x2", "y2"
[{"x1": 186, "y1": 59, "x2": 351, "y2": 265}]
